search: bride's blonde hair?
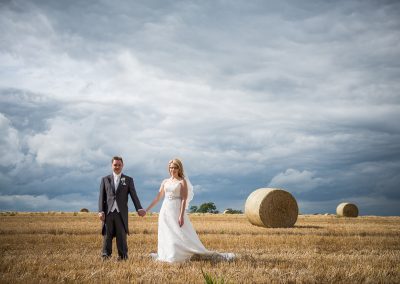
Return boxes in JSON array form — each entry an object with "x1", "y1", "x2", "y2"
[{"x1": 168, "y1": 158, "x2": 185, "y2": 178}]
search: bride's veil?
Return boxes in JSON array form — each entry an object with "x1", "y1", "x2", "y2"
[{"x1": 184, "y1": 175, "x2": 194, "y2": 209}]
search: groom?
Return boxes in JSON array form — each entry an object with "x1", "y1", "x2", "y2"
[{"x1": 98, "y1": 156, "x2": 146, "y2": 260}]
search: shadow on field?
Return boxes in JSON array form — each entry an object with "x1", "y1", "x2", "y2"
[
  {"x1": 293, "y1": 225, "x2": 323, "y2": 229},
  {"x1": 237, "y1": 254, "x2": 293, "y2": 267},
  {"x1": 190, "y1": 253, "x2": 235, "y2": 264}
]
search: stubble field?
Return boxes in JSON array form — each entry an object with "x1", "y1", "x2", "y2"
[{"x1": 0, "y1": 212, "x2": 399, "y2": 283}]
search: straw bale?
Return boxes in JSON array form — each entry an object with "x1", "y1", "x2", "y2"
[
  {"x1": 336, "y1": 203, "x2": 358, "y2": 217},
  {"x1": 245, "y1": 188, "x2": 298, "y2": 228}
]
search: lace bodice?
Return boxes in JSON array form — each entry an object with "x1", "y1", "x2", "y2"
[{"x1": 164, "y1": 179, "x2": 182, "y2": 199}]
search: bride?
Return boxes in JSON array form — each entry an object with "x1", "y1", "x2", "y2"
[{"x1": 145, "y1": 158, "x2": 234, "y2": 263}]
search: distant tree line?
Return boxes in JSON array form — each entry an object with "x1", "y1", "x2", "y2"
[
  {"x1": 189, "y1": 202, "x2": 219, "y2": 214},
  {"x1": 189, "y1": 202, "x2": 242, "y2": 214},
  {"x1": 223, "y1": 208, "x2": 243, "y2": 214}
]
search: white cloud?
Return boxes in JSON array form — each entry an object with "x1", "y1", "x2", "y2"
[
  {"x1": 26, "y1": 114, "x2": 109, "y2": 168},
  {"x1": 268, "y1": 169, "x2": 327, "y2": 193},
  {"x1": 0, "y1": 113, "x2": 24, "y2": 167}
]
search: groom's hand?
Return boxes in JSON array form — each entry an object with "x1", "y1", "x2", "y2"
[
  {"x1": 98, "y1": 212, "x2": 105, "y2": 221},
  {"x1": 138, "y1": 209, "x2": 146, "y2": 217}
]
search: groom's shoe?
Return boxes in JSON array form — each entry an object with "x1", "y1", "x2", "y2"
[
  {"x1": 117, "y1": 255, "x2": 128, "y2": 261},
  {"x1": 102, "y1": 254, "x2": 111, "y2": 261}
]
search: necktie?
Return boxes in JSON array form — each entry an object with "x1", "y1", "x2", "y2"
[{"x1": 115, "y1": 176, "x2": 120, "y2": 190}]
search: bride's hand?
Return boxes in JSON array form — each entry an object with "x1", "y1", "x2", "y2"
[{"x1": 178, "y1": 216, "x2": 184, "y2": 227}]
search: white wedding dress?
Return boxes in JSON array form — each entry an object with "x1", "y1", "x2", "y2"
[{"x1": 151, "y1": 179, "x2": 235, "y2": 263}]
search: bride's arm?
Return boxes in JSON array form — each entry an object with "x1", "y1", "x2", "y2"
[
  {"x1": 178, "y1": 179, "x2": 188, "y2": 227},
  {"x1": 146, "y1": 180, "x2": 166, "y2": 212}
]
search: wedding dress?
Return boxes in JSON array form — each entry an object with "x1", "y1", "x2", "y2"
[{"x1": 151, "y1": 178, "x2": 235, "y2": 263}]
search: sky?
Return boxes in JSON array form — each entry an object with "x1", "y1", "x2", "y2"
[{"x1": 1, "y1": 0, "x2": 399, "y2": 215}]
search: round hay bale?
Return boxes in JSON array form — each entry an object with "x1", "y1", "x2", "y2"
[
  {"x1": 245, "y1": 188, "x2": 298, "y2": 228},
  {"x1": 336, "y1": 203, "x2": 358, "y2": 217},
  {"x1": 80, "y1": 208, "x2": 89, "y2": 213}
]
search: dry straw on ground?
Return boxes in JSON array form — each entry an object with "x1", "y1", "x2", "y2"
[
  {"x1": 336, "y1": 202, "x2": 359, "y2": 217},
  {"x1": 1, "y1": 212, "x2": 400, "y2": 283},
  {"x1": 245, "y1": 188, "x2": 298, "y2": 228}
]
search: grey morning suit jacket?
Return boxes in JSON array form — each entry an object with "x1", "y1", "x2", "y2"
[{"x1": 98, "y1": 174, "x2": 143, "y2": 235}]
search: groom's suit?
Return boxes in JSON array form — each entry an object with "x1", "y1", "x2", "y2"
[{"x1": 98, "y1": 173, "x2": 143, "y2": 258}]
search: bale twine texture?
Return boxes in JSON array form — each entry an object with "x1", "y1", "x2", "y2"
[
  {"x1": 245, "y1": 188, "x2": 298, "y2": 228},
  {"x1": 336, "y1": 203, "x2": 358, "y2": 217}
]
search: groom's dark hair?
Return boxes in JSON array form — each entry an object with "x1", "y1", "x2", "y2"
[{"x1": 111, "y1": 156, "x2": 124, "y2": 164}]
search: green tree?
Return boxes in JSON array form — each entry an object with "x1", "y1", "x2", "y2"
[
  {"x1": 189, "y1": 205, "x2": 198, "y2": 213},
  {"x1": 224, "y1": 208, "x2": 243, "y2": 214},
  {"x1": 197, "y1": 202, "x2": 218, "y2": 214}
]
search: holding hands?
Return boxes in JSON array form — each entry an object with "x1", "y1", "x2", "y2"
[
  {"x1": 138, "y1": 209, "x2": 146, "y2": 217},
  {"x1": 98, "y1": 212, "x2": 105, "y2": 221},
  {"x1": 98, "y1": 210, "x2": 145, "y2": 221}
]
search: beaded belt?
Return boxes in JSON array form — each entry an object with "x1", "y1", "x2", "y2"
[{"x1": 166, "y1": 195, "x2": 181, "y2": 200}]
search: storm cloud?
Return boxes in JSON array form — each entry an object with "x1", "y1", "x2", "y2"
[{"x1": 1, "y1": 0, "x2": 399, "y2": 215}]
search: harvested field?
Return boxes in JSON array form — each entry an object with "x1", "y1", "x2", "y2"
[{"x1": 1, "y1": 212, "x2": 399, "y2": 283}]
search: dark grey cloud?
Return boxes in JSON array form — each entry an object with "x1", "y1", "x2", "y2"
[
  {"x1": 0, "y1": 88, "x2": 60, "y2": 134},
  {"x1": 0, "y1": 0, "x2": 399, "y2": 215}
]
